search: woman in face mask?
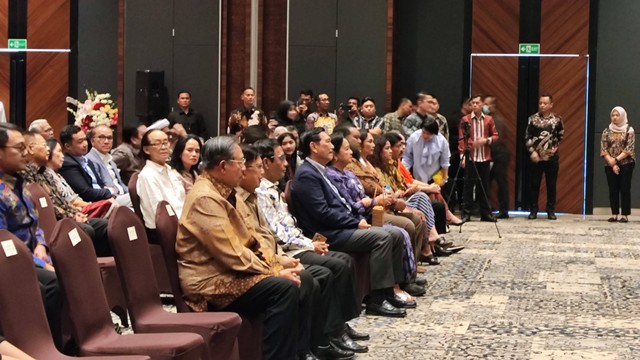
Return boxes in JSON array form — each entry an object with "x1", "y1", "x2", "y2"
[{"x1": 600, "y1": 106, "x2": 635, "y2": 223}]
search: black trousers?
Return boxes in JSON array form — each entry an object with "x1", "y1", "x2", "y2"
[
  {"x1": 462, "y1": 160, "x2": 492, "y2": 217},
  {"x1": 224, "y1": 276, "x2": 300, "y2": 360},
  {"x1": 331, "y1": 227, "x2": 404, "y2": 296},
  {"x1": 605, "y1": 162, "x2": 635, "y2": 215},
  {"x1": 36, "y1": 267, "x2": 63, "y2": 351},
  {"x1": 490, "y1": 151, "x2": 510, "y2": 212},
  {"x1": 77, "y1": 218, "x2": 111, "y2": 257},
  {"x1": 530, "y1": 156, "x2": 559, "y2": 212},
  {"x1": 301, "y1": 264, "x2": 335, "y2": 349},
  {"x1": 296, "y1": 251, "x2": 359, "y2": 335},
  {"x1": 432, "y1": 202, "x2": 447, "y2": 234}
]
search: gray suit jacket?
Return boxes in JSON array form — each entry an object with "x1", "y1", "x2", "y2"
[{"x1": 86, "y1": 148, "x2": 128, "y2": 194}]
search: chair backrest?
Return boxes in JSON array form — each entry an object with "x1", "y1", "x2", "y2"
[
  {"x1": 107, "y1": 207, "x2": 163, "y2": 328},
  {"x1": 0, "y1": 230, "x2": 60, "y2": 358},
  {"x1": 49, "y1": 218, "x2": 118, "y2": 346},
  {"x1": 26, "y1": 182, "x2": 58, "y2": 243},
  {"x1": 127, "y1": 171, "x2": 143, "y2": 220},
  {"x1": 283, "y1": 180, "x2": 296, "y2": 217},
  {"x1": 154, "y1": 200, "x2": 190, "y2": 312}
]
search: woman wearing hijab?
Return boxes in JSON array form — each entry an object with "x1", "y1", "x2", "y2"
[{"x1": 600, "y1": 106, "x2": 635, "y2": 223}]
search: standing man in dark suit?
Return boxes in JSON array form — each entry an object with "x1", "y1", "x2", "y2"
[
  {"x1": 167, "y1": 90, "x2": 208, "y2": 139},
  {"x1": 291, "y1": 128, "x2": 407, "y2": 318},
  {"x1": 58, "y1": 125, "x2": 116, "y2": 203}
]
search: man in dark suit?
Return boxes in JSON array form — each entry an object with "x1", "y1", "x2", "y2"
[
  {"x1": 58, "y1": 125, "x2": 116, "y2": 203},
  {"x1": 291, "y1": 128, "x2": 407, "y2": 318}
]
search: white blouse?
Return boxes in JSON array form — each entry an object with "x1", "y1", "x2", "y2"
[{"x1": 137, "y1": 159, "x2": 185, "y2": 228}]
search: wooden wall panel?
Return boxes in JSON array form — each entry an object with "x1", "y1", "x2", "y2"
[
  {"x1": 0, "y1": 2, "x2": 9, "y2": 119},
  {"x1": 472, "y1": 0, "x2": 519, "y2": 53},
  {"x1": 539, "y1": 0, "x2": 589, "y2": 214},
  {"x1": 471, "y1": 0, "x2": 519, "y2": 211},
  {"x1": 471, "y1": 57, "x2": 519, "y2": 210},
  {"x1": 220, "y1": 0, "x2": 251, "y2": 134},
  {"x1": 259, "y1": 0, "x2": 287, "y2": 116},
  {"x1": 26, "y1": 0, "x2": 69, "y2": 135}
]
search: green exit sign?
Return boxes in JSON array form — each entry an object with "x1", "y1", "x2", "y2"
[
  {"x1": 519, "y1": 43, "x2": 540, "y2": 54},
  {"x1": 8, "y1": 39, "x2": 27, "y2": 50}
]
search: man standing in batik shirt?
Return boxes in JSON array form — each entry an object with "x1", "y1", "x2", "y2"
[{"x1": 525, "y1": 94, "x2": 564, "y2": 220}]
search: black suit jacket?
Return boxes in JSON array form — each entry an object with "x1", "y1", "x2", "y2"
[
  {"x1": 59, "y1": 153, "x2": 113, "y2": 202},
  {"x1": 290, "y1": 160, "x2": 359, "y2": 247}
]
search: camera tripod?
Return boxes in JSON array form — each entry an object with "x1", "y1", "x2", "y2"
[{"x1": 447, "y1": 129, "x2": 502, "y2": 238}]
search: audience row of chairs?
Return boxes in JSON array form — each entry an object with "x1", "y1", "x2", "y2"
[{"x1": 0, "y1": 183, "x2": 252, "y2": 359}]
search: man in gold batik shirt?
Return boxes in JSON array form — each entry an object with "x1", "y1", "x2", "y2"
[{"x1": 176, "y1": 136, "x2": 302, "y2": 360}]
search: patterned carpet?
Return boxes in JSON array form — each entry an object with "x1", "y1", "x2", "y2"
[{"x1": 113, "y1": 214, "x2": 640, "y2": 359}]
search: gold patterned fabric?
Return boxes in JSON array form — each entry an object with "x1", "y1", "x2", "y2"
[
  {"x1": 176, "y1": 173, "x2": 279, "y2": 311},
  {"x1": 345, "y1": 158, "x2": 384, "y2": 198},
  {"x1": 600, "y1": 127, "x2": 636, "y2": 166}
]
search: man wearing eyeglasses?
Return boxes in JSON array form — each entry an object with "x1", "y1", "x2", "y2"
[
  {"x1": 86, "y1": 125, "x2": 132, "y2": 208},
  {"x1": 58, "y1": 125, "x2": 119, "y2": 203},
  {"x1": 0, "y1": 123, "x2": 64, "y2": 350}
]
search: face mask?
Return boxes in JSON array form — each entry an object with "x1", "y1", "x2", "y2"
[{"x1": 482, "y1": 105, "x2": 491, "y2": 114}]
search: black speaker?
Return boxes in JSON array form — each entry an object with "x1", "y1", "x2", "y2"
[{"x1": 135, "y1": 70, "x2": 165, "y2": 117}]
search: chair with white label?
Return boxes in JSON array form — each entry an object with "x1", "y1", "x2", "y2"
[
  {"x1": 0, "y1": 230, "x2": 150, "y2": 360},
  {"x1": 49, "y1": 218, "x2": 205, "y2": 359},
  {"x1": 26, "y1": 182, "x2": 129, "y2": 327},
  {"x1": 108, "y1": 206, "x2": 242, "y2": 360}
]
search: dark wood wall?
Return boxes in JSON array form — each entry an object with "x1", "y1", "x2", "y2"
[
  {"x1": 471, "y1": 0, "x2": 520, "y2": 212},
  {"x1": 539, "y1": 0, "x2": 589, "y2": 214},
  {"x1": 219, "y1": 0, "x2": 287, "y2": 134},
  {"x1": 0, "y1": 2, "x2": 9, "y2": 119},
  {"x1": 471, "y1": 0, "x2": 588, "y2": 214},
  {"x1": 26, "y1": 0, "x2": 69, "y2": 135}
]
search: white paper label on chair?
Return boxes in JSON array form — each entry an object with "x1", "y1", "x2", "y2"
[
  {"x1": 68, "y1": 228, "x2": 81, "y2": 247},
  {"x1": 127, "y1": 226, "x2": 138, "y2": 241},
  {"x1": 1, "y1": 240, "x2": 17, "y2": 257},
  {"x1": 39, "y1": 197, "x2": 48, "y2": 208},
  {"x1": 165, "y1": 204, "x2": 175, "y2": 217}
]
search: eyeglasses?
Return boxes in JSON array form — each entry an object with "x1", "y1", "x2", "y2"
[
  {"x1": 1, "y1": 143, "x2": 28, "y2": 153},
  {"x1": 148, "y1": 141, "x2": 170, "y2": 148},
  {"x1": 228, "y1": 158, "x2": 246, "y2": 165},
  {"x1": 270, "y1": 154, "x2": 286, "y2": 161},
  {"x1": 95, "y1": 135, "x2": 113, "y2": 142}
]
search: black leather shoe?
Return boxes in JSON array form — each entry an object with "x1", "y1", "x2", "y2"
[
  {"x1": 460, "y1": 214, "x2": 471, "y2": 222},
  {"x1": 480, "y1": 215, "x2": 497, "y2": 222},
  {"x1": 365, "y1": 300, "x2": 406, "y2": 317},
  {"x1": 314, "y1": 344, "x2": 354, "y2": 359},
  {"x1": 401, "y1": 282, "x2": 426, "y2": 297},
  {"x1": 414, "y1": 277, "x2": 428, "y2": 286},
  {"x1": 435, "y1": 237, "x2": 454, "y2": 248},
  {"x1": 496, "y1": 211, "x2": 509, "y2": 219},
  {"x1": 527, "y1": 212, "x2": 537, "y2": 220},
  {"x1": 446, "y1": 245, "x2": 465, "y2": 253},
  {"x1": 302, "y1": 351, "x2": 320, "y2": 360},
  {"x1": 387, "y1": 294, "x2": 417, "y2": 309},
  {"x1": 420, "y1": 254, "x2": 440, "y2": 265},
  {"x1": 345, "y1": 324, "x2": 369, "y2": 341},
  {"x1": 330, "y1": 333, "x2": 368, "y2": 353},
  {"x1": 547, "y1": 212, "x2": 557, "y2": 220},
  {"x1": 434, "y1": 244, "x2": 453, "y2": 256}
]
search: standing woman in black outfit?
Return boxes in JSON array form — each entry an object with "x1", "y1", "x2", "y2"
[{"x1": 600, "y1": 106, "x2": 635, "y2": 223}]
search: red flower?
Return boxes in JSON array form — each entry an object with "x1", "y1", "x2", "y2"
[{"x1": 93, "y1": 102, "x2": 104, "y2": 110}]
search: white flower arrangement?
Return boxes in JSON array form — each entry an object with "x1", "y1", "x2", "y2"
[{"x1": 66, "y1": 89, "x2": 118, "y2": 132}]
